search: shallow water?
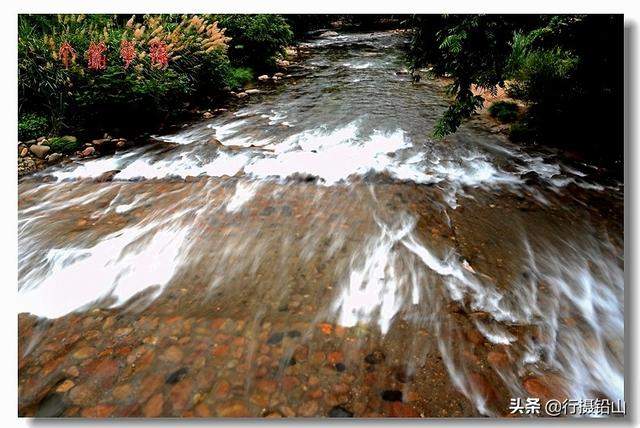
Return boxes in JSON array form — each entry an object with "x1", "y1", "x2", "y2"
[{"x1": 18, "y1": 31, "x2": 624, "y2": 417}]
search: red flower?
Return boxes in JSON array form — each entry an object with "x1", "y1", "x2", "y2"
[
  {"x1": 58, "y1": 41, "x2": 77, "y2": 68},
  {"x1": 120, "y1": 39, "x2": 136, "y2": 68},
  {"x1": 86, "y1": 41, "x2": 107, "y2": 70},
  {"x1": 149, "y1": 40, "x2": 168, "y2": 68}
]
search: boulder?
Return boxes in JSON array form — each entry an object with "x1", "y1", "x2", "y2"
[
  {"x1": 29, "y1": 144, "x2": 50, "y2": 158},
  {"x1": 116, "y1": 140, "x2": 126, "y2": 149},
  {"x1": 81, "y1": 146, "x2": 95, "y2": 157},
  {"x1": 47, "y1": 153, "x2": 63, "y2": 164},
  {"x1": 258, "y1": 75, "x2": 270, "y2": 81},
  {"x1": 245, "y1": 89, "x2": 261, "y2": 95},
  {"x1": 202, "y1": 111, "x2": 213, "y2": 119},
  {"x1": 274, "y1": 72, "x2": 284, "y2": 78},
  {"x1": 36, "y1": 136, "x2": 46, "y2": 143},
  {"x1": 236, "y1": 92, "x2": 248, "y2": 99},
  {"x1": 20, "y1": 147, "x2": 29, "y2": 157},
  {"x1": 320, "y1": 31, "x2": 339, "y2": 37}
]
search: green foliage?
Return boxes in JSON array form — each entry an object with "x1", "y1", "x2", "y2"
[
  {"x1": 409, "y1": 14, "x2": 622, "y2": 161},
  {"x1": 226, "y1": 67, "x2": 254, "y2": 90},
  {"x1": 18, "y1": 113, "x2": 49, "y2": 141},
  {"x1": 215, "y1": 14, "x2": 293, "y2": 71},
  {"x1": 48, "y1": 136, "x2": 82, "y2": 154},
  {"x1": 488, "y1": 101, "x2": 519, "y2": 123}
]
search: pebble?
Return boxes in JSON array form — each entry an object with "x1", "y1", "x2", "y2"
[
  {"x1": 161, "y1": 345, "x2": 183, "y2": 363},
  {"x1": 267, "y1": 332, "x2": 284, "y2": 345},
  {"x1": 328, "y1": 405, "x2": 354, "y2": 417},
  {"x1": 55, "y1": 379, "x2": 75, "y2": 393},
  {"x1": 364, "y1": 350, "x2": 386, "y2": 364},
  {"x1": 298, "y1": 400, "x2": 319, "y2": 417},
  {"x1": 143, "y1": 393, "x2": 164, "y2": 417},
  {"x1": 216, "y1": 401, "x2": 250, "y2": 417},
  {"x1": 165, "y1": 367, "x2": 188, "y2": 384}
]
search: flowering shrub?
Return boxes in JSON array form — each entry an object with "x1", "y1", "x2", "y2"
[{"x1": 18, "y1": 14, "x2": 235, "y2": 134}]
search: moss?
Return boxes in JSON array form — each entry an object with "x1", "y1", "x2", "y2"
[{"x1": 48, "y1": 136, "x2": 81, "y2": 154}]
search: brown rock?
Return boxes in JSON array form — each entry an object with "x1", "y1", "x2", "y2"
[
  {"x1": 170, "y1": 379, "x2": 194, "y2": 412},
  {"x1": 112, "y1": 384, "x2": 133, "y2": 401},
  {"x1": 161, "y1": 345, "x2": 183, "y2": 363},
  {"x1": 328, "y1": 351, "x2": 343, "y2": 364},
  {"x1": 143, "y1": 393, "x2": 164, "y2": 417},
  {"x1": 214, "y1": 380, "x2": 230, "y2": 399},
  {"x1": 217, "y1": 401, "x2": 250, "y2": 417},
  {"x1": 72, "y1": 346, "x2": 96, "y2": 359},
  {"x1": 81, "y1": 146, "x2": 95, "y2": 157},
  {"x1": 68, "y1": 384, "x2": 98, "y2": 406},
  {"x1": 194, "y1": 403, "x2": 211, "y2": 417},
  {"x1": 298, "y1": 400, "x2": 319, "y2": 417},
  {"x1": 487, "y1": 351, "x2": 509, "y2": 367},
  {"x1": 56, "y1": 379, "x2": 75, "y2": 393},
  {"x1": 256, "y1": 379, "x2": 277, "y2": 394},
  {"x1": 81, "y1": 404, "x2": 116, "y2": 418}
]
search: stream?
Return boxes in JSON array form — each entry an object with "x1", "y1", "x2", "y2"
[{"x1": 18, "y1": 31, "x2": 624, "y2": 417}]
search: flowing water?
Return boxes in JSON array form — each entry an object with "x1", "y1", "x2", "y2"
[{"x1": 18, "y1": 31, "x2": 624, "y2": 417}]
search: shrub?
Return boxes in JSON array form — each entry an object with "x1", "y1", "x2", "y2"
[
  {"x1": 48, "y1": 136, "x2": 82, "y2": 154},
  {"x1": 18, "y1": 14, "x2": 231, "y2": 135},
  {"x1": 226, "y1": 67, "x2": 254, "y2": 90},
  {"x1": 488, "y1": 101, "x2": 519, "y2": 123},
  {"x1": 215, "y1": 14, "x2": 293, "y2": 71},
  {"x1": 18, "y1": 113, "x2": 49, "y2": 141}
]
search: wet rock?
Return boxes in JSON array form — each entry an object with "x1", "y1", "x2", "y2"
[
  {"x1": 381, "y1": 390, "x2": 403, "y2": 402},
  {"x1": 286, "y1": 330, "x2": 301, "y2": 338},
  {"x1": 165, "y1": 367, "x2": 189, "y2": 384},
  {"x1": 202, "y1": 111, "x2": 214, "y2": 119},
  {"x1": 81, "y1": 404, "x2": 116, "y2": 418},
  {"x1": 328, "y1": 405, "x2": 354, "y2": 417},
  {"x1": 298, "y1": 400, "x2": 319, "y2": 417},
  {"x1": 258, "y1": 74, "x2": 270, "y2": 81},
  {"x1": 216, "y1": 401, "x2": 250, "y2": 417},
  {"x1": 487, "y1": 351, "x2": 509, "y2": 367},
  {"x1": 236, "y1": 92, "x2": 248, "y2": 99},
  {"x1": 161, "y1": 345, "x2": 183, "y2": 363},
  {"x1": 267, "y1": 332, "x2": 284, "y2": 345},
  {"x1": 257, "y1": 379, "x2": 277, "y2": 394},
  {"x1": 320, "y1": 31, "x2": 339, "y2": 37},
  {"x1": 47, "y1": 152, "x2": 63, "y2": 163},
  {"x1": 334, "y1": 362, "x2": 346, "y2": 372},
  {"x1": 327, "y1": 351, "x2": 343, "y2": 364},
  {"x1": 390, "y1": 402, "x2": 420, "y2": 417},
  {"x1": 194, "y1": 402, "x2": 211, "y2": 417},
  {"x1": 73, "y1": 346, "x2": 96, "y2": 359},
  {"x1": 94, "y1": 169, "x2": 120, "y2": 183},
  {"x1": 364, "y1": 350, "x2": 386, "y2": 364},
  {"x1": 29, "y1": 144, "x2": 50, "y2": 158},
  {"x1": 245, "y1": 89, "x2": 261, "y2": 95},
  {"x1": 81, "y1": 146, "x2": 95, "y2": 157},
  {"x1": 521, "y1": 171, "x2": 542, "y2": 185},
  {"x1": 260, "y1": 206, "x2": 275, "y2": 216},
  {"x1": 143, "y1": 393, "x2": 164, "y2": 417},
  {"x1": 523, "y1": 377, "x2": 552, "y2": 399},
  {"x1": 35, "y1": 393, "x2": 67, "y2": 417},
  {"x1": 112, "y1": 383, "x2": 133, "y2": 401},
  {"x1": 68, "y1": 384, "x2": 98, "y2": 406},
  {"x1": 55, "y1": 379, "x2": 75, "y2": 393}
]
